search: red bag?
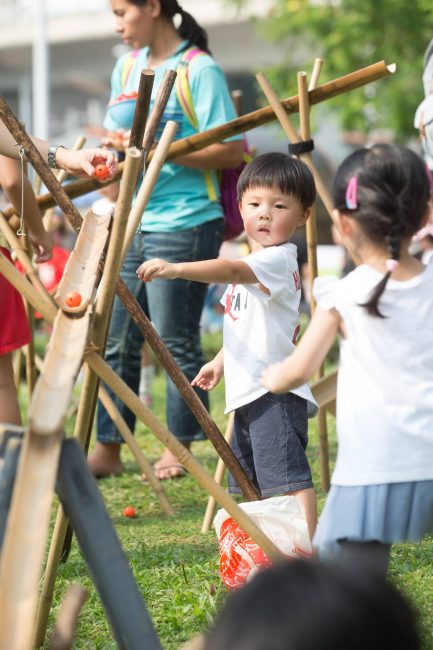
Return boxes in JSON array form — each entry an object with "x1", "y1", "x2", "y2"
[{"x1": 214, "y1": 496, "x2": 313, "y2": 590}]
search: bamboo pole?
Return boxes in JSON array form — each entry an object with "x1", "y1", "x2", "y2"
[
  {"x1": 309, "y1": 58, "x2": 323, "y2": 92},
  {"x1": 98, "y1": 385, "x2": 175, "y2": 516},
  {"x1": 0, "y1": 252, "x2": 283, "y2": 563},
  {"x1": 121, "y1": 121, "x2": 178, "y2": 262},
  {"x1": 0, "y1": 429, "x2": 63, "y2": 650},
  {"x1": 0, "y1": 211, "x2": 54, "y2": 305},
  {"x1": 2, "y1": 60, "x2": 396, "y2": 220},
  {"x1": 141, "y1": 69, "x2": 177, "y2": 153},
  {"x1": 298, "y1": 71, "x2": 330, "y2": 490},
  {"x1": 0, "y1": 101, "x2": 260, "y2": 501},
  {"x1": 129, "y1": 69, "x2": 154, "y2": 150},
  {"x1": 201, "y1": 413, "x2": 234, "y2": 534},
  {"x1": 47, "y1": 584, "x2": 89, "y2": 650},
  {"x1": 255, "y1": 72, "x2": 334, "y2": 221}
]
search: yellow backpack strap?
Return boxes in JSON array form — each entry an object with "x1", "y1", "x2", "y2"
[
  {"x1": 176, "y1": 47, "x2": 218, "y2": 201},
  {"x1": 120, "y1": 49, "x2": 140, "y2": 89}
]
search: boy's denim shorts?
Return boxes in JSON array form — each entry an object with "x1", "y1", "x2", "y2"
[{"x1": 228, "y1": 392, "x2": 313, "y2": 498}]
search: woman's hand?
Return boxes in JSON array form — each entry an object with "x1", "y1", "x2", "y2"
[
  {"x1": 191, "y1": 359, "x2": 224, "y2": 391},
  {"x1": 29, "y1": 229, "x2": 53, "y2": 263},
  {"x1": 55, "y1": 147, "x2": 118, "y2": 180},
  {"x1": 136, "y1": 258, "x2": 177, "y2": 282}
]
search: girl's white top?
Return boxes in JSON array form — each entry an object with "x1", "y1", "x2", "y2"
[
  {"x1": 314, "y1": 258, "x2": 433, "y2": 486},
  {"x1": 221, "y1": 243, "x2": 317, "y2": 415}
]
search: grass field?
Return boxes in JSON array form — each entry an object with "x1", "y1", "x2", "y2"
[{"x1": 21, "y1": 331, "x2": 433, "y2": 648}]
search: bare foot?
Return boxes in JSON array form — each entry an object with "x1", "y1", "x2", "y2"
[
  {"x1": 153, "y1": 446, "x2": 189, "y2": 480},
  {"x1": 88, "y1": 442, "x2": 123, "y2": 478}
]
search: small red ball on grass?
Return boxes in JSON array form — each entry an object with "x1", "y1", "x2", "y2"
[
  {"x1": 65, "y1": 291, "x2": 82, "y2": 308},
  {"x1": 94, "y1": 163, "x2": 110, "y2": 180},
  {"x1": 123, "y1": 506, "x2": 137, "y2": 518}
]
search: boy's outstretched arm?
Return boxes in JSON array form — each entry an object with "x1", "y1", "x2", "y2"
[
  {"x1": 261, "y1": 305, "x2": 341, "y2": 394},
  {"x1": 191, "y1": 349, "x2": 224, "y2": 391},
  {"x1": 136, "y1": 257, "x2": 258, "y2": 285}
]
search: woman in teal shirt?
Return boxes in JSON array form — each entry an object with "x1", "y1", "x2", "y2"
[{"x1": 89, "y1": 0, "x2": 243, "y2": 479}]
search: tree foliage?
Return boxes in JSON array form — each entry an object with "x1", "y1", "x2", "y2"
[{"x1": 230, "y1": 0, "x2": 433, "y2": 140}]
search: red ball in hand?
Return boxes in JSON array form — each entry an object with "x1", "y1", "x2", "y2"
[
  {"x1": 65, "y1": 291, "x2": 82, "y2": 308},
  {"x1": 95, "y1": 163, "x2": 110, "y2": 180},
  {"x1": 123, "y1": 506, "x2": 137, "y2": 518}
]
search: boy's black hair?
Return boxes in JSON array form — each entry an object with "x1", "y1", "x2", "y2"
[
  {"x1": 237, "y1": 152, "x2": 316, "y2": 210},
  {"x1": 204, "y1": 560, "x2": 420, "y2": 650},
  {"x1": 333, "y1": 143, "x2": 431, "y2": 317},
  {"x1": 127, "y1": 0, "x2": 210, "y2": 53}
]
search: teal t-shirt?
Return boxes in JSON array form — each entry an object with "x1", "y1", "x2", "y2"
[{"x1": 104, "y1": 41, "x2": 241, "y2": 232}]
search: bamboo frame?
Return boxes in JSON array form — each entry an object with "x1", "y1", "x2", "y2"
[
  {"x1": 2, "y1": 61, "x2": 396, "y2": 220},
  {"x1": 0, "y1": 252, "x2": 283, "y2": 564},
  {"x1": 297, "y1": 71, "x2": 330, "y2": 490},
  {"x1": 201, "y1": 413, "x2": 234, "y2": 534},
  {"x1": 0, "y1": 101, "x2": 260, "y2": 501}
]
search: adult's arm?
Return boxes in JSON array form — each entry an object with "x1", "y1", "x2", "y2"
[
  {"x1": 0, "y1": 119, "x2": 118, "y2": 179},
  {"x1": 0, "y1": 155, "x2": 52, "y2": 262}
]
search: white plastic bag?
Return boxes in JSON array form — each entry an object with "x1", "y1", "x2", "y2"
[{"x1": 213, "y1": 495, "x2": 312, "y2": 590}]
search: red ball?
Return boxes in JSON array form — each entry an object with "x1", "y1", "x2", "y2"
[
  {"x1": 95, "y1": 163, "x2": 110, "y2": 180},
  {"x1": 123, "y1": 506, "x2": 137, "y2": 518},
  {"x1": 65, "y1": 291, "x2": 82, "y2": 308}
]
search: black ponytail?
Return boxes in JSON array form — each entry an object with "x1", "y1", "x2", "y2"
[
  {"x1": 333, "y1": 144, "x2": 430, "y2": 318},
  {"x1": 161, "y1": 0, "x2": 210, "y2": 53}
]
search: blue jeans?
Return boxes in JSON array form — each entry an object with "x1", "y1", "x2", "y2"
[{"x1": 97, "y1": 218, "x2": 224, "y2": 444}]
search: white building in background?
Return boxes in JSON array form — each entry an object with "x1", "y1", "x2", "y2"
[{"x1": 0, "y1": 0, "x2": 283, "y2": 142}]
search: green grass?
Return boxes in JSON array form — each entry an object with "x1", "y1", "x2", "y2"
[{"x1": 17, "y1": 330, "x2": 433, "y2": 649}]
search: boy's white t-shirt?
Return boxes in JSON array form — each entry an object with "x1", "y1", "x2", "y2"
[
  {"x1": 221, "y1": 242, "x2": 318, "y2": 414},
  {"x1": 314, "y1": 259, "x2": 433, "y2": 486}
]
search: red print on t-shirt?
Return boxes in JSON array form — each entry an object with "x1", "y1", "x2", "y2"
[{"x1": 225, "y1": 284, "x2": 240, "y2": 322}]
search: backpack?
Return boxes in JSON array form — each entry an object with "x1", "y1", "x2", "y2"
[
  {"x1": 118, "y1": 47, "x2": 251, "y2": 239},
  {"x1": 176, "y1": 47, "x2": 252, "y2": 240}
]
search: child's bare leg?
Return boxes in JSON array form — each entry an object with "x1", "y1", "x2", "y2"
[
  {"x1": 286, "y1": 486, "x2": 317, "y2": 541},
  {"x1": 0, "y1": 352, "x2": 21, "y2": 425}
]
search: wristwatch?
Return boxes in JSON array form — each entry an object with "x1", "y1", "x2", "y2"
[{"x1": 47, "y1": 144, "x2": 66, "y2": 169}]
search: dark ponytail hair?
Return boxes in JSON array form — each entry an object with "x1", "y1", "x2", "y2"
[
  {"x1": 333, "y1": 144, "x2": 430, "y2": 318},
  {"x1": 128, "y1": 0, "x2": 210, "y2": 53}
]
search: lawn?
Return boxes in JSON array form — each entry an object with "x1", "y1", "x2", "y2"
[{"x1": 20, "y1": 330, "x2": 433, "y2": 648}]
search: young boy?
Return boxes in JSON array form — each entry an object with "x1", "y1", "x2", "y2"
[{"x1": 136, "y1": 152, "x2": 318, "y2": 537}]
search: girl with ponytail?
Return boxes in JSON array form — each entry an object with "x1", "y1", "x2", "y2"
[
  {"x1": 261, "y1": 144, "x2": 433, "y2": 575},
  {"x1": 89, "y1": 0, "x2": 243, "y2": 479}
]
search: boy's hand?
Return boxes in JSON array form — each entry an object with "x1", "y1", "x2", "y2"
[
  {"x1": 260, "y1": 362, "x2": 287, "y2": 394},
  {"x1": 191, "y1": 360, "x2": 223, "y2": 391},
  {"x1": 136, "y1": 258, "x2": 177, "y2": 282}
]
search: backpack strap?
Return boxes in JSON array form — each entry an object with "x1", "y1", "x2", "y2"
[
  {"x1": 175, "y1": 47, "x2": 218, "y2": 202},
  {"x1": 120, "y1": 49, "x2": 140, "y2": 89}
]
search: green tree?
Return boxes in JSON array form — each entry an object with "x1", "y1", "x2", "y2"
[{"x1": 230, "y1": 0, "x2": 433, "y2": 140}]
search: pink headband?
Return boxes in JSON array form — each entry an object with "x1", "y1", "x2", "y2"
[{"x1": 345, "y1": 176, "x2": 358, "y2": 210}]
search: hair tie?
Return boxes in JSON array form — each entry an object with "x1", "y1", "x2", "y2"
[
  {"x1": 173, "y1": 12, "x2": 182, "y2": 28},
  {"x1": 385, "y1": 258, "x2": 399, "y2": 273},
  {"x1": 345, "y1": 175, "x2": 358, "y2": 210}
]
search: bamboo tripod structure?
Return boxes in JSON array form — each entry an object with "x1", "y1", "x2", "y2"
[
  {"x1": 0, "y1": 58, "x2": 396, "y2": 646},
  {"x1": 3, "y1": 60, "x2": 395, "y2": 226}
]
